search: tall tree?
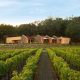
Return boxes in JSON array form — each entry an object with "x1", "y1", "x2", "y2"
[
  {"x1": 0, "y1": 24, "x2": 16, "y2": 43},
  {"x1": 66, "y1": 19, "x2": 80, "y2": 42},
  {"x1": 18, "y1": 23, "x2": 37, "y2": 36}
]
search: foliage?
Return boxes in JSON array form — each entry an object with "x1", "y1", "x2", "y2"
[
  {"x1": 0, "y1": 24, "x2": 17, "y2": 43},
  {"x1": 47, "y1": 49, "x2": 80, "y2": 80},
  {"x1": 11, "y1": 49, "x2": 42, "y2": 80},
  {"x1": 53, "y1": 48, "x2": 80, "y2": 70},
  {"x1": 0, "y1": 49, "x2": 36, "y2": 78}
]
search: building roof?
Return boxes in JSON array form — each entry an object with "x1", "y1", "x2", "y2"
[
  {"x1": 52, "y1": 35, "x2": 57, "y2": 38},
  {"x1": 58, "y1": 36, "x2": 70, "y2": 39}
]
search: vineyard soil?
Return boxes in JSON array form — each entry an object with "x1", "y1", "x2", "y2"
[{"x1": 34, "y1": 50, "x2": 58, "y2": 80}]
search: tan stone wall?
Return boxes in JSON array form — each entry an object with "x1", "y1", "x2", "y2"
[
  {"x1": 61, "y1": 38, "x2": 70, "y2": 44},
  {"x1": 35, "y1": 35, "x2": 43, "y2": 43},
  {"x1": 6, "y1": 35, "x2": 71, "y2": 44},
  {"x1": 20, "y1": 35, "x2": 28, "y2": 43},
  {"x1": 57, "y1": 37, "x2": 70, "y2": 44},
  {"x1": 6, "y1": 37, "x2": 21, "y2": 43}
]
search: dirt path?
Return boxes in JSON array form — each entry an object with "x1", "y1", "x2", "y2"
[{"x1": 34, "y1": 50, "x2": 58, "y2": 80}]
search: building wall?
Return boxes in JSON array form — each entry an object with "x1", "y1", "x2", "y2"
[
  {"x1": 51, "y1": 38, "x2": 57, "y2": 44},
  {"x1": 6, "y1": 35, "x2": 71, "y2": 44},
  {"x1": 6, "y1": 35, "x2": 29, "y2": 44},
  {"x1": 6, "y1": 37, "x2": 21, "y2": 43},
  {"x1": 61, "y1": 38, "x2": 70, "y2": 44},
  {"x1": 57, "y1": 37, "x2": 70, "y2": 44},
  {"x1": 20, "y1": 35, "x2": 28, "y2": 43},
  {"x1": 34, "y1": 36, "x2": 71, "y2": 44},
  {"x1": 42, "y1": 38, "x2": 52, "y2": 44},
  {"x1": 35, "y1": 35, "x2": 43, "y2": 43}
]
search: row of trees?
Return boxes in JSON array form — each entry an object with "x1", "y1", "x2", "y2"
[{"x1": 0, "y1": 17, "x2": 80, "y2": 43}]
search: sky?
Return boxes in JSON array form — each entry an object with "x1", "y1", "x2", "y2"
[{"x1": 0, "y1": 0, "x2": 80, "y2": 25}]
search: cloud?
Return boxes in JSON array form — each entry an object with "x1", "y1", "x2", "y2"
[
  {"x1": 0, "y1": 0, "x2": 80, "y2": 25},
  {"x1": 0, "y1": 0, "x2": 16, "y2": 7}
]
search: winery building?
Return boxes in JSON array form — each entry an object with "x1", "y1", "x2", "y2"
[
  {"x1": 6, "y1": 35, "x2": 70, "y2": 44},
  {"x1": 6, "y1": 35, "x2": 28, "y2": 44}
]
